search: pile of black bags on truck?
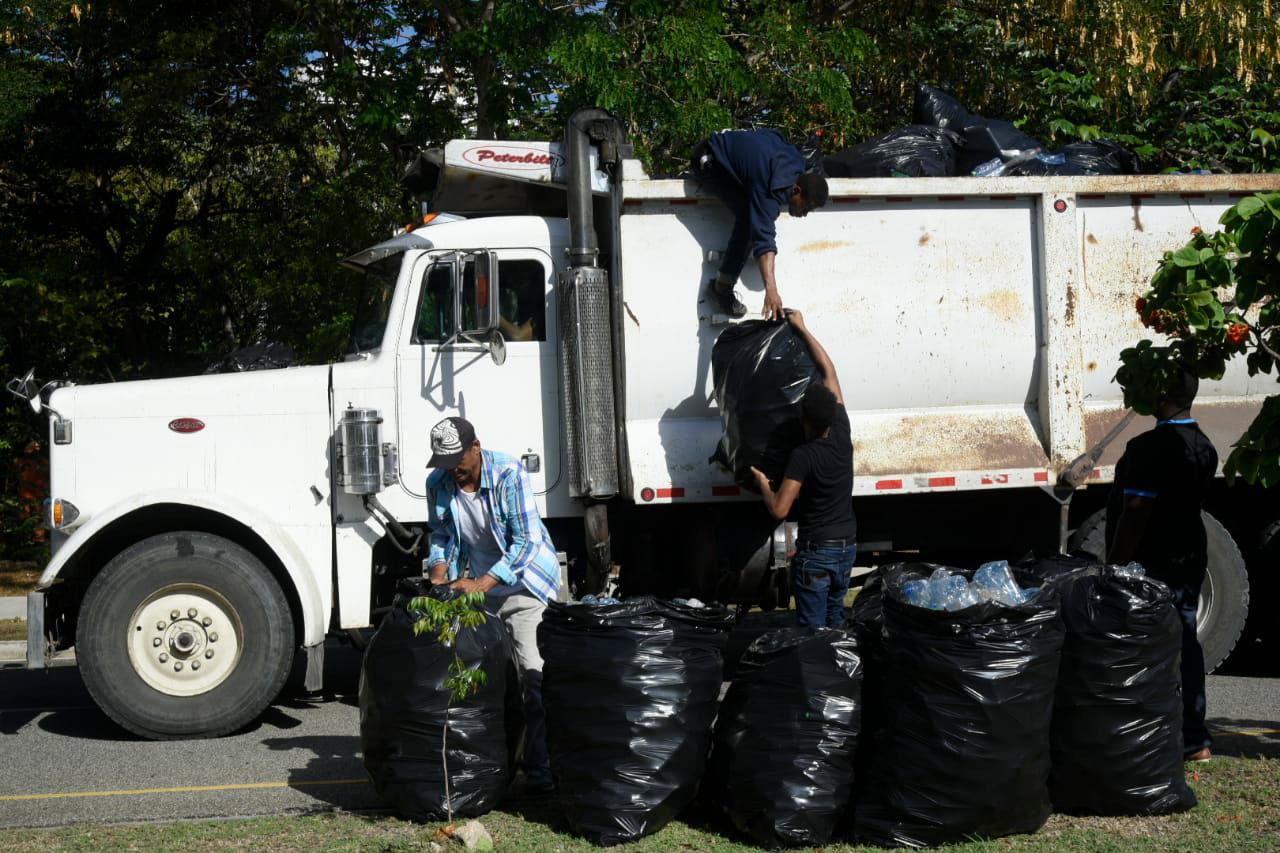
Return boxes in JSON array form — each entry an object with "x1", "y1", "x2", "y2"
[
  {"x1": 823, "y1": 82, "x2": 1142, "y2": 179},
  {"x1": 357, "y1": 556, "x2": 1195, "y2": 847}
]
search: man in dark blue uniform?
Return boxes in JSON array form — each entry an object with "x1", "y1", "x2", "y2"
[
  {"x1": 692, "y1": 129, "x2": 829, "y2": 320},
  {"x1": 1105, "y1": 368, "x2": 1218, "y2": 762}
]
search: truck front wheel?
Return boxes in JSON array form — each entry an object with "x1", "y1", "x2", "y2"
[
  {"x1": 77, "y1": 531, "x2": 295, "y2": 739},
  {"x1": 1069, "y1": 509, "x2": 1248, "y2": 673}
]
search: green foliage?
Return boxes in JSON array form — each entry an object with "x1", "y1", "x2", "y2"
[
  {"x1": 407, "y1": 591, "x2": 490, "y2": 701},
  {"x1": 1116, "y1": 193, "x2": 1280, "y2": 484}
]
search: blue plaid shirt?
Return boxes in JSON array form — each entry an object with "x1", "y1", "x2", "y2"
[{"x1": 425, "y1": 449, "x2": 560, "y2": 603}]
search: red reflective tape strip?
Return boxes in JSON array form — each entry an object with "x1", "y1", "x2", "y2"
[
  {"x1": 936, "y1": 195, "x2": 966, "y2": 201},
  {"x1": 711, "y1": 485, "x2": 740, "y2": 497},
  {"x1": 1034, "y1": 471, "x2": 1049, "y2": 482},
  {"x1": 989, "y1": 195, "x2": 1018, "y2": 201},
  {"x1": 831, "y1": 197, "x2": 861, "y2": 204},
  {"x1": 1088, "y1": 469, "x2": 1101, "y2": 479},
  {"x1": 886, "y1": 197, "x2": 914, "y2": 203},
  {"x1": 656, "y1": 487, "x2": 685, "y2": 498},
  {"x1": 1079, "y1": 193, "x2": 1106, "y2": 200},
  {"x1": 623, "y1": 199, "x2": 643, "y2": 206},
  {"x1": 669, "y1": 199, "x2": 698, "y2": 205},
  {"x1": 875, "y1": 479, "x2": 903, "y2": 490},
  {"x1": 928, "y1": 476, "x2": 956, "y2": 487}
]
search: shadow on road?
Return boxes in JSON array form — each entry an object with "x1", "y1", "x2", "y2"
[
  {"x1": 1207, "y1": 717, "x2": 1280, "y2": 759},
  {"x1": 262, "y1": 733, "x2": 375, "y2": 811}
]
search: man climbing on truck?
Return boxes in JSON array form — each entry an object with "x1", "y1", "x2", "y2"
[
  {"x1": 1105, "y1": 368, "x2": 1217, "y2": 763},
  {"x1": 425, "y1": 416, "x2": 561, "y2": 793},
  {"x1": 691, "y1": 129, "x2": 829, "y2": 320},
  {"x1": 749, "y1": 310, "x2": 857, "y2": 627}
]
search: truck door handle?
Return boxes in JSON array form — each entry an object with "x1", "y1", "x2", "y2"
[{"x1": 522, "y1": 453, "x2": 541, "y2": 473}]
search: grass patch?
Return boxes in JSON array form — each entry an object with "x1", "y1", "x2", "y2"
[
  {"x1": 0, "y1": 618, "x2": 24, "y2": 641},
  {"x1": 0, "y1": 756, "x2": 1275, "y2": 851},
  {"x1": 0, "y1": 560, "x2": 40, "y2": 596}
]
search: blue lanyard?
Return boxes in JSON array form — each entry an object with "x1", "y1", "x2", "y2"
[{"x1": 1158, "y1": 418, "x2": 1196, "y2": 426}]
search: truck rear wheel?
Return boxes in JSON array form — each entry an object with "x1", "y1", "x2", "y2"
[
  {"x1": 77, "y1": 531, "x2": 295, "y2": 739},
  {"x1": 1069, "y1": 509, "x2": 1248, "y2": 673}
]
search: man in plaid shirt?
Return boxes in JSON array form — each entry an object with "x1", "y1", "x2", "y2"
[{"x1": 425, "y1": 416, "x2": 560, "y2": 793}]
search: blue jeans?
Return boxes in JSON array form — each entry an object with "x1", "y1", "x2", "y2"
[{"x1": 791, "y1": 543, "x2": 857, "y2": 628}]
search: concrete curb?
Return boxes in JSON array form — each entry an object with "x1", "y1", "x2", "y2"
[{"x1": 0, "y1": 596, "x2": 25, "y2": 620}]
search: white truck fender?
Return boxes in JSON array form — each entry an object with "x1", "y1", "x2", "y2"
[{"x1": 38, "y1": 490, "x2": 328, "y2": 646}]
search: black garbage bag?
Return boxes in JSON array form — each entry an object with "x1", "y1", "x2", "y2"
[
  {"x1": 709, "y1": 320, "x2": 820, "y2": 489},
  {"x1": 203, "y1": 341, "x2": 295, "y2": 374},
  {"x1": 538, "y1": 597, "x2": 734, "y2": 846},
  {"x1": 1049, "y1": 566, "x2": 1197, "y2": 815},
  {"x1": 854, "y1": 563, "x2": 1064, "y2": 848},
  {"x1": 1006, "y1": 140, "x2": 1143, "y2": 176},
  {"x1": 912, "y1": 83, "x2": 970, "y2": 131},
  {"x1": 824, "y1": 125, "x2": 964, "y2": 178},
  {"x1": 706, "y1": 627, "x2": 863, "y2": 847},
  {"x1": 359, "y1": 579, "x2": 513, "y2": 821},
  {"x1": 910, "y1": 83, "x2": 1043, "y2": 174},
  {"x1": 845, "y1": 570, "x2": 887, "y2": 786}
]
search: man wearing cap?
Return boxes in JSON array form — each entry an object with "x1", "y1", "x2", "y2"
[{"x1": 425, "y1": 416, "x2": 560, "y2": 793}]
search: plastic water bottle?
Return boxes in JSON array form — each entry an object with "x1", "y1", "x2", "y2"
[
  {"x1": 925, "y1": 568, "x2": 954, "y2": 610},
  {"x1": 1112, "y1": 562, "x2": 1146, "y2": 579},
  {"x1": 902, "y1": 579, "x2": 929, "y2": 606},
  {"x1": 973, "y1": 560, "x2": 1027, "y2": 606}
]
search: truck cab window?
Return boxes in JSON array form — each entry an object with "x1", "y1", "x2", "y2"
[
  {"x1": 414, "y1": 263, "x2": 458, "y2": 343},
  {"x1": 497, "y1": 259, "x2": 547, "y2": 342}
]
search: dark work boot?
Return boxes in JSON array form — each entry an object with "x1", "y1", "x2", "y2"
[{"x1": 709, "y1": 279, "x2": 747, "y2": 319}]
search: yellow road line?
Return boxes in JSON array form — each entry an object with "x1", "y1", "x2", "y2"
[
  {"x1": 0, "y1": 778, "x2": 368, "y2": 803},
  {"x1": 1217, "y1": 727, "x2": 1280, "y2": 737}
]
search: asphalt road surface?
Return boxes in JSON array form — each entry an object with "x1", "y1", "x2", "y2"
[{"x1": 0, "y1": 633, "x2": 1276, "y2": 830}]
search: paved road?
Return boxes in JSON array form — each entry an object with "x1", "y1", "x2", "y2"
[{"x1": 0, "y1": 634, "x2": 1276, "y2": 830}]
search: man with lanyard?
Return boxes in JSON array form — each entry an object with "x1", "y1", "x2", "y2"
[
  {"x1": 1105, "y1": 368, "x2": 1217, "y2": 762},
  {"x1": 691, "y1": 129, "x2": 829, "y2": 321},
  {"x1": 749, "y1": 310, "x2": 856, "y2": 627},
  {"x1": 425, "y1": 416, "x2": 560, "y2": 792}
]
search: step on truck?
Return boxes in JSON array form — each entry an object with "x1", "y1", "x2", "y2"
[{"x1": 11, "y1": 110, "x2": 1280, "y2": 737}]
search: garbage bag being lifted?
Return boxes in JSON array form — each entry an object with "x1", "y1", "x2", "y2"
[
  {"x1": 538, "y1": 597, "x2": 734, "y2": 846},
  {"x1": 854, "y1": 563, "x2": 1064, "y2": 848},
  {"x1": 359, "y1": 579, "x2": 513, "y2": 821},
  {"x1": 706, "y1": 627, "x2": 863, "y2": 848},
  {"x1": 823, "y1": 125, "x2": 965, "y2": 178},
  {"x1": 1048, "y1": 565, "x2": 1197, "y2": 815},
  {"x1": 710, "y1": 320, "x2": 820, "y2": 489}
]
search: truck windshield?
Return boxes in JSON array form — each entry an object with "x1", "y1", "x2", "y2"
[{"x1": 348, "y1": 256, "x2": 401, "y2": 354}]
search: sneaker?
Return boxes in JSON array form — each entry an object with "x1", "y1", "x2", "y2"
[
  {"x1": 1185, "y1": 747, "x2": 1212, "y2": 763},
  {"x1": 709, "y1": 280, "x2": 747, "y2": 319}
]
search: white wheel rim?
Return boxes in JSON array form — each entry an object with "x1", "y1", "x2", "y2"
[
  {"x1": 1196, "y1": 570, "x2": 1214, "y2": 636},
  {"x1": 127, "y1": 584, "x2": 243, "y2": 697}
]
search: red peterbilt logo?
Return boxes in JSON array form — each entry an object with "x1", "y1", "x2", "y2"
[
  {"x1": 462, "y1": 145, "x2": 562, "y2": 171},
  {"x1": 168, "y1": 418, "x2": 205, "y2": 434}
]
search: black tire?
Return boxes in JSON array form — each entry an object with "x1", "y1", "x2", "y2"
[
  {"x1": 1069, "y1": 509, "x2": 1249, "y2": 673},
  {"x1": 78, "y1": 531, "x2": 295, "y2": 739}
]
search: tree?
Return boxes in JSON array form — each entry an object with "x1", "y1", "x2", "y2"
[{"x1": 1116, "y1": 192, "x2": 1280, "y2": 485}]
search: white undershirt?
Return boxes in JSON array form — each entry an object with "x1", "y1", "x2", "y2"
[{"x1": 456, "y1": 487, "x2": 523, "y2": 598}]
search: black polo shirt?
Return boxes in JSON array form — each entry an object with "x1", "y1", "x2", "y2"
[
  {"x1": 783, "y1": 407, "x2": 857, "y2": 543},
  {"x1": 1104, "y1": 419, "x2": 1217, "y2": 578}
]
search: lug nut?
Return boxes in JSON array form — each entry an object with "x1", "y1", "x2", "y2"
[
  {"x1": 159, "y1": 653, "x2": 169, "y2": 663},
  {"x1": 191, "y1": 661, "x2": 200, "y2": 671},
  {"x1": 188, "y1": 608, "x2": 197, "y2": 618},
  {"x1": 170, "y1": 610, "x2": 180, "y2": 620},
  {"x1": 205, "y1": 650, "x2": 214, "y2": 659},
  {"x1": 209, "y1": 632, "x2": 218, "y2": 643},
  {"x1": 157, "y1": 621, "x2": 167, "y2": 631},
  {"x1": 152, "y1": 638, "x2": 162, "y2": 648},
  {"x1": 201, "y1": 617, "x2": 212, "y2": 627},
  {"x1": 174, "y1": 662, "x2": 183, "y2": 672}
]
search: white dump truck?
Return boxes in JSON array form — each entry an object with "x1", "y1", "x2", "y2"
[{"x1": 12, "y1": 110, "x2": 1280, "y2": 738}]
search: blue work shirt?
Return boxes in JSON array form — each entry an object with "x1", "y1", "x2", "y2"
[{"x1": 705, "y1": 129, "x2": 806, "y2": 266}]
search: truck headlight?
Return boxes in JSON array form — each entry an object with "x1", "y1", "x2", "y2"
[{"x1": 45, "y1": 498, "x2": 81, "y2": 530}]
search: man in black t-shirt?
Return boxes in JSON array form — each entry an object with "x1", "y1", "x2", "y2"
[
  {"x1": 1106, "y1": 368, "x2": 1218, "y2": 762},
  {"x1": 751, "y1": 310, "x2": 856, "y2": 627}
]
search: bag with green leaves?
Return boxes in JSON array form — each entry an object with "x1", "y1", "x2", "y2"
[{"x1": 359, "y1": 578, "x2": 513, "y2": 822}]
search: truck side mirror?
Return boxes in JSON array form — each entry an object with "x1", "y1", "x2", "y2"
[{"x1": 467, "y1": 251, "x2": 501, "y2": 336}]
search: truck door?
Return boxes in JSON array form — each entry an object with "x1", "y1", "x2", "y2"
[{"x1": 395, "y1": 248, "x2": 562, "y2": 503}]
